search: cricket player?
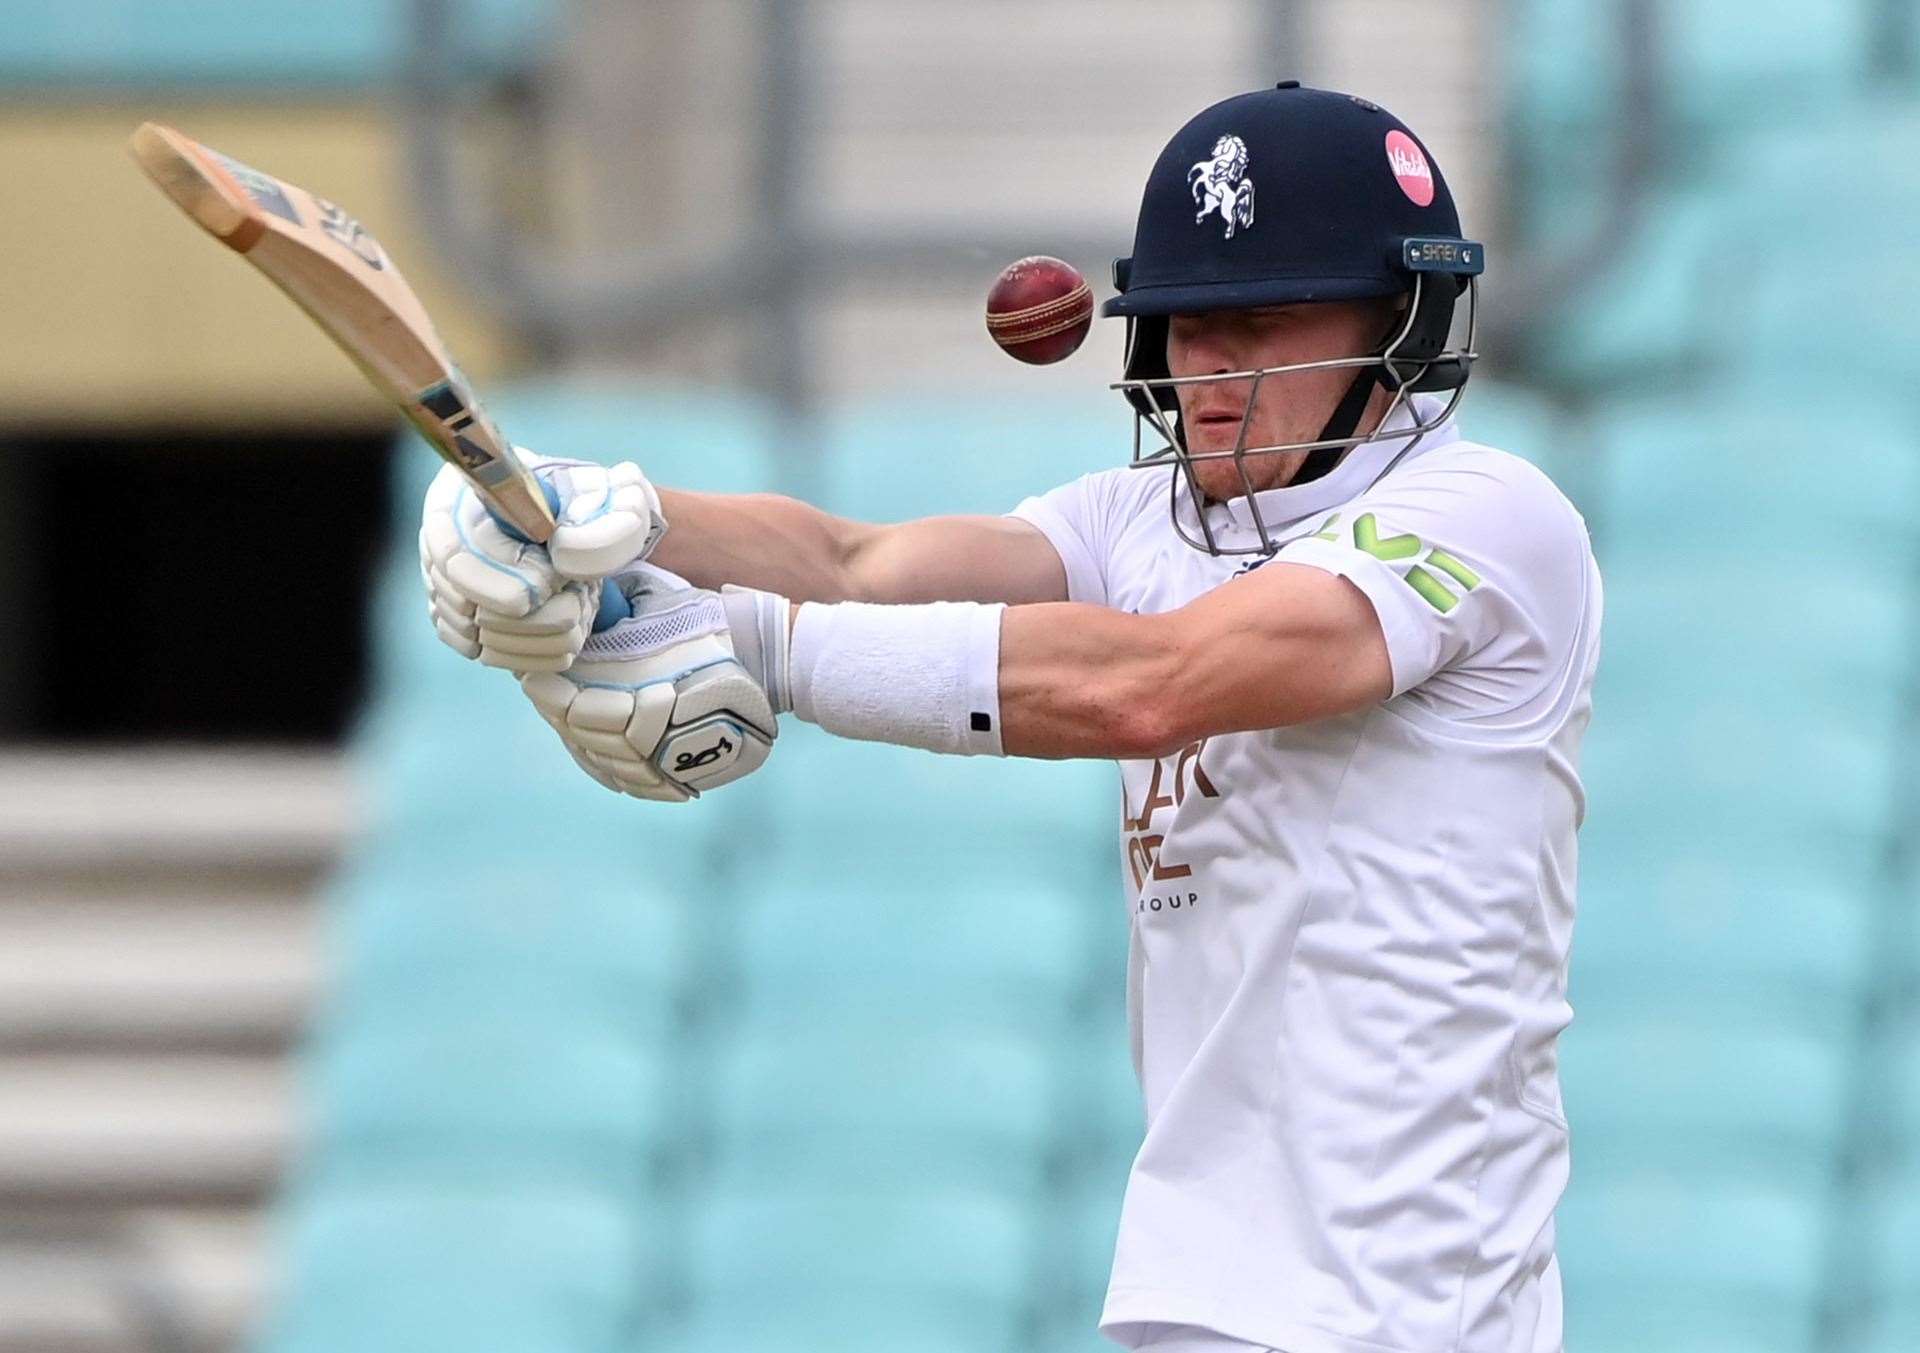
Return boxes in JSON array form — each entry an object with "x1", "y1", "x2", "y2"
[{"x1": 420, "y1": 84, "x2": 1601, "y2": 1353}]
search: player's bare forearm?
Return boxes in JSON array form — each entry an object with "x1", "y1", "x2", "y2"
[
  {"x1": 998, "y1": 603, "x2": 1183, "y2": 758},
  {"x1": 653, "y1": 488, "x2": 1066, "y2": 606},
  {"x1": 999, "y1": 563, "x2": 1393, "y2": 759},
  {"x1": 650, "y1": 489, "x2": 864, "y2": 601}
]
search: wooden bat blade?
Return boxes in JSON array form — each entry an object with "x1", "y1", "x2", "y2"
[
  {"x1": 127, "y1": 122, "x2": 557, "y2": 543},
  {"x1": 128, "y1": 121, "x2": 265, "y2": 249}
]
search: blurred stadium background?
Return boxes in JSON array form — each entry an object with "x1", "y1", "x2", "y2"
[{"x1": 0, "y1": 1, "x2": 1913, "y2": 1350}]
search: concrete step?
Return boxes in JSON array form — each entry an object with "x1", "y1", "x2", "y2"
[
  {"x1": 0, "y1": 900, "x2": 321, "y2": 1054},
  {"x1": 0, "y1": 1055, "x2": 294, "y2": 1207},
  {"x1": 0, "y1": 749, "x2": 355, "y2": 876},
  {"x1": 129, "y1": 1207, "x2": 267, "y2": 1353},
  {"x1": 0, "y1": 1206, "x2": 265, "y2": 1353}
]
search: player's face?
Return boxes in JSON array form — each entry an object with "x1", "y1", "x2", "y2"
[{"x1": 1165, "y1": 300, "x2": 1395, "y2": 502}]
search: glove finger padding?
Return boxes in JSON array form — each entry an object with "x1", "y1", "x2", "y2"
[
  {"x1": 421, "y1": 462, "x2": 566, "y2": 620},
  {"x1": 546, "y1": 459, "x2": 666, "y2": 580},
  {"x1": 472, "y1": 584, "x2": 595, "y2": 672},
  {"x1": 418, "y1": 451, "x2": 666, "y2": 673}
]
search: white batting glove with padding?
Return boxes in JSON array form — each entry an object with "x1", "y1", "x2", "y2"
[
  {"x1": 418, "y1": 451, "x2": 666, "y2": 672},
  {"x1": 517, "y1": 562, "x2": 791, "y2": 802}
]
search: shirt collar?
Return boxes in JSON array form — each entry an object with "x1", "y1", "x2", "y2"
[{"x1": 1176, "y1": 392, "x2": 1461, "y2": 548}]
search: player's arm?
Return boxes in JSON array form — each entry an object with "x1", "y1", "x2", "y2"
[
  {"x1": 997, "y1": 562, "x2": 1390, "y2": 757},
  {"x1": 420, "y1": 458, "x2": 1068, "y2": 673},
  {"x1": 773, "y1": 559, "x2": 1391, "y2": 763},
  {"x1": 497, "y1": 546, "x2": 1390, "y2": 801},
  {"x1": 651, "y1": 488, "x2": 1067, "y2": 606}
]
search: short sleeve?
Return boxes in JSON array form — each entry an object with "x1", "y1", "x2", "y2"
[
  {"x1": 1274, "y1": 450, "x2": 1592, "y2": 717},
  {"x1": 1008, "y1": 471, "x2": 1131, "y2": 607}
]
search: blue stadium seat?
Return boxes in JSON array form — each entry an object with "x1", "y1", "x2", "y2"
[
  {"x1": 817, "y1": 394, "x2": 1125, "y2": 523},
  {"x1": 1506, "y1": 0, "x2": 1620, "y2": 139},
  {"x1": 727, "y1": 856, "x2": 1095, "y2": 1028},
  {"x1": 654, "y1": 1306, "x2": 985, "y2": 1353},
  {"x1": 1035, "y1": 1175, "x2": 1125, "y2": 1353},
  {"x1": 1523, "y1": 191, "x2": 1728, "y2": 391},
  {"x1": 261, "y1": 1185, "x2": 649, "y2": 1353},
  {"x1": 1661, "y1": 1, "x2": 1873, "y2": 122},
  {"x1": 1726, "y1": 107, "x2": 1920, "y2": 220},
  {"x1": 1866, "y1": 1171, "x2": 1920, "y2": 1350},
  {"x1": 1033, "y1": 1037, "x2": 1137, "y2": 1350},
  {"x1": 304, "y1": 1021, "x2": 675, "y2": 1185},
  {"x1": 1577, "y1": 806, "x2": 1888, "y2": 931},
  {"x1": 0, "y1": 0, "x2": 558, "y2": 87},
  {"x1": 1862, "y1": 1042, "x2": 1920, "y2": 1347},
  {"x1": 1562, "y1": 1022, "x2": 1850, "y2": 1188},
  {"x1": 1510, "y1": 0, "x2": 1872, "y2": 141},
  {"x1": 1738, "y1": 247, "x2": 1915, "y2": 381},
  {"x1": 1067, "y1": 1028, "x2": 1136, "y2": 1159},
  {"x1": 1588, "y1": 556, "x2": 1911, "y2": 738},
  {"x1": 1591, "y1": 395, "x2": 1920, "y2": 559},
  {"x1": 706, "y1": 1025, "x2": 1057, "y2": 1192},
  {"x1": 1555, "y1": 1175, "x2": 1828, "y2": 1353},
  {"x1": 487, "y1": 383, "x2": 780, "y2": 497},
  {"x1": 327, "y1": 856, "x2": 690, "y2": 1019},
  {"x1": 1576, "y1": 767, "x2": 1895, "y2": 933},
  {"x1": 1580, "y1": 703, "x2": 1898, "y2": 845},
  {"x1": 680, "y1": 1184, "x2": 1034, "y2": 1349},
  {"x1": 762, "y1": 721, "x2": 1116, "y2": 897},
  {"x1": 1572, "y1": 870, "x2": 1876, "y2": 1041},
  {"x1": 1456, "y1": 380, "x2": 1576, "y2": 490}
]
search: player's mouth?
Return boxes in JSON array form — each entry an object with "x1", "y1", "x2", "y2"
[{"x1": 1191, "y1": 409, "x2": 1248, "y2": 435}]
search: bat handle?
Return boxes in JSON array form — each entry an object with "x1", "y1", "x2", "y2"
[{"x1": 487, "y1": 477, "x2": 634, "y2": 633}]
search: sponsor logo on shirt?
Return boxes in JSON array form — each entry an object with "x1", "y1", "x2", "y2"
[
  {"x1": 1312, "y1": 511, "x2": 1482, "y2": 612},
  {"x1": 1122, "y1": 737, "x2": 1217, "y2": 906}
]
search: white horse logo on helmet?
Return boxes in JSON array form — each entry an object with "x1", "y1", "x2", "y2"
[{"x1": 1188, "y1": 135, "x2": 1255, "y2": 239}]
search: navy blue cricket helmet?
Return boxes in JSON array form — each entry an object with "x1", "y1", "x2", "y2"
[{"x1": 1105, "y1": 83, "x2": 1485, "y2": 552}]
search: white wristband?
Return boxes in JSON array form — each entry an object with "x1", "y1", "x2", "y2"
[{"x1": 788, "y1": 600, "x2": 1006, "y2": 756}]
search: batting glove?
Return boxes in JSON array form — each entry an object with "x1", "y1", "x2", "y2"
[
  {"x1": 419, "y1": 451, "x2": 665, "y2": 672},
  {"x1": 517, "y1": 562, "x2": 789, "y2": 802}
]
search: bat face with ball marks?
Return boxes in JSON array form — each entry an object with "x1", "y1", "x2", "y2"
[{"x1": 127, "y1": 121, "x2": 557, "y2": 543}]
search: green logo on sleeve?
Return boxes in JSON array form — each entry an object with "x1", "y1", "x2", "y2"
[{"x1": 1311, "y1": 512, "x2": 1481, "y2": 613}]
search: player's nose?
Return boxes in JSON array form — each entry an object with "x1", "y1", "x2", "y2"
[{"x1": 1175, "y1": 320, "x2": 1242, "y2": 376}]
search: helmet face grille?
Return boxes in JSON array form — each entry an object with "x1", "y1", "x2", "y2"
[{"x1": 1109, "y1": 275, "x2": 1479, "y2": 558}]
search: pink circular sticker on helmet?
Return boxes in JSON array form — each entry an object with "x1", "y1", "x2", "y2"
[{"x1": 1385, "y1": 129, "x2": 1435, "y2": 206}]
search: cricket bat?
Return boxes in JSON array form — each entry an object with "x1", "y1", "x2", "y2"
[{"x1": 127, "y1": 122, "x2": 557, "y2": 543}]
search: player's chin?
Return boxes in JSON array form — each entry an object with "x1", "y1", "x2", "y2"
[
  {"x1": 1183, "y1": 418, "x2": 1252, "y2": 460},
  {"x1": 1189, "y1": 457, "x2": 1256, "y2": 503}
]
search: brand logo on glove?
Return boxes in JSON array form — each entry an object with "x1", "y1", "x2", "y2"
[{"x1": 674, "y1": 736, "x2": 734, "y2": 772}]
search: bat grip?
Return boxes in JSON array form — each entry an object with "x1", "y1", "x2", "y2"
[{"x1": 487, "y1": 478, "x2": 634, "y2": 633}]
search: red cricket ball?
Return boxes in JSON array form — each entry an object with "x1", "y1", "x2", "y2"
[{"x1": 985, "y1": 255, "x2": 1093, "y2": 364}]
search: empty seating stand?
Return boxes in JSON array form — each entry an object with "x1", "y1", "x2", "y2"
[{"x1": 1505, "y1": 6, "x2": 1920, "y2": 1345}]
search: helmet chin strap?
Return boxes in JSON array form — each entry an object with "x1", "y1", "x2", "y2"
[
  {"x1": 1285, "y1": 304, "x2": 1411, "y2": 488},
  {"x1": 1284, "y1": 366, "x2": 1379, "y2": 488}
]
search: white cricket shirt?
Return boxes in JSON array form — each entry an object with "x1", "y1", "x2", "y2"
[{"x1": 1010, "y1": 395, "x2": 1602, "y2": 1353}]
